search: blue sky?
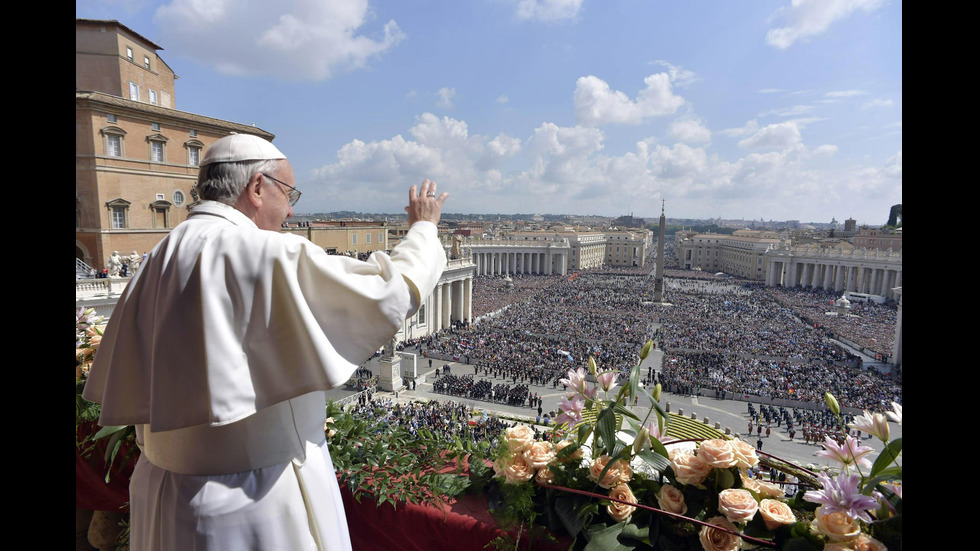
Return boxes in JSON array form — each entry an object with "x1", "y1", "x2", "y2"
[{"x1": 77, "y1": 0, "x2": 902, "y2": 224}]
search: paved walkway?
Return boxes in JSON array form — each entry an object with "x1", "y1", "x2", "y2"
[{"x1": 324, "y1": 346, "x2": 902, "y2": 471}]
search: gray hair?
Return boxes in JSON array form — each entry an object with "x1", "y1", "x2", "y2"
[{"x1": 194, "y1": 159, "x2": 285, "y2": 205}]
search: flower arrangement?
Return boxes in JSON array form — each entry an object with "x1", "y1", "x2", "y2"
[
  {"x1": 76, "y1": 307, "x2": 137, "y2": 482},
  {"x1": 478, "y1": 339, "x2": 903, "y2": 550}
]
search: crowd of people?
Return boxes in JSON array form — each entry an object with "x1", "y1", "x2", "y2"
[
  {"x1": 427, "y1": 271, "x2": 659, "y2": 392},
  {"x1": 412, "y1": 251, "x2": 901, "y2": 413},
  {"x1": 652, "y1": 281, "x2": 901, "y2": 411}
]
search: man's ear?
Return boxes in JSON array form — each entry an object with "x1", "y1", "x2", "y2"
[{"x1": 244, "y1": 173, "x2": 266, "y2": 208}]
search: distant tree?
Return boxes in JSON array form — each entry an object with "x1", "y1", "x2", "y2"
[{"x1": 886, "y1": 204, "x2": 902, "y2": 227}]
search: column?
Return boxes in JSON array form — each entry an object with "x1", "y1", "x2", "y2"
[
  {"x1": 441, "y1": 282, "x2": 452, "y2": 329},
  {"x1": 433, "y1": 283, "x2": 443, "y2": 331}
]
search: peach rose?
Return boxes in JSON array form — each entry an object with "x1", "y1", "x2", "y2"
[
  {"x1": 607, "y1": 484, "x2": 638, "y2": 523},
  {"x1": 670, "y1": 450, "x2": 712, "y2": 486},
  {"x1": 656, "y1": 484, "x2": 687, "y2": 515},
  {"x1": 729, "y1": 440, "x2": 759, "y2": 471},
  {"x1": 523, "y1": 441, "x2": 556, "y2": 469},
  {"x1": 494, "y1": 454, "x2": 535, "y2": 484},
  {"x1": 755, "y1": 479, "x2": 784, "y2": 498},
  {"x1": 535, "y1": 467, "x2": 556, "y2": 485},
  {"x1": 758, "y1": 499, "x2": 796, "y2": 529},
  {"x1": 698, "y1": 439, "x2": 738, "y2": 469},
  {"x1": 740, "y1": 473, "x2": 761, "y2": 493},
  {"x1": 554, "y1": 439, "x2": 583, "y2": 462},
  {"x1": 718, "y1": 489, "x2": 758, "y2": 524},
  {"x1": 811, "y1": 506, "x2": 861, "y2": 542},
  {"x1": 589, "y1": 455, "x2": 633, "y2": 488},
  {"x1": 502, "y1": 425, "x2": 536, "y2": 454},
  {"x1": 699, "y1": 516, "x2": 742, "y2": 551},
  {"x1": 852, "y1": 534, "x2": 888, "y2": 551}
]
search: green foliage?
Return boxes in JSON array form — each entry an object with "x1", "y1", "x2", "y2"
[{"x1": 325, "y1": 400, "x2": 488, "y2": 509}]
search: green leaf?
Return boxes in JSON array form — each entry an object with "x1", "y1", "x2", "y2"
[
  {"x1": 611, "y1": 402, "x2": 640, "y2": 422},
  {"x1": 628, "y1": 361, "x2": 641, "y2": 404},
  {"x1": 596, "y1": 408, "x2": 618, "y2": 456},
  {"x1": 618, "y1": 522, "x2": 649, "y2": 541},
  {"x1": 92, "y1": 425, "x2": 129, "y2": 440},
  {"x1": 637, "y1": 385, "x2": 670, "y2": 429},
  {"x1": 870, "y1": 437, "x2": 902, "y2": 478},
  {"x1": 555, "y1": 495, "x2": 589, "y2": 538},
  {"x1": 714, "y1": 467, "x2": 736, "y2": 489},
  {"x1": 636, "y1": 449, "x2": 671, "y2": 473},
  {"x1": 583, "y1": 523, "x2": 634, "y2": 551}
]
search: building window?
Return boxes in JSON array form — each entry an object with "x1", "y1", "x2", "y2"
[
  {"x1": 351, "y1": 233, "x2": 358, "y2": 245},
  {"x1": 366, "y1": 233, "x2": 371, "y2": 244},
  {"x1": 106, "y1": 198, "x2": 131, "y2": 229},
  {"x1": 101, "y1": 126, "x2": 127, "y2": 157},
  {"x1": 150, "y1": 141, "x2": 164, "y2": 162},
  {"x1": 144, "y1": 55, "x2": 151, "y2": 69},
  {"x1": 126, "y1": 46, "x2": 133, "y2": 61},
  {"x1": 189, "y1": 129, "x2": 197, "y2": 137},
  {"x1": 188, "y1": 146, "x2": 200, "y2": 166},
  {"x1": 148, "y1": 134, "x2": 168, "y2": 163},
  {"x1": 150, "y1": 200, "x2": 172, "y2": 228},
  {"x1": 129, "y1": 82, "x2": 139, "y2": 101},
  {"x1": 379, "y1": 231, "x2": 384, "y2": 244},
  {"x1": 151, "y1": 122, "x2": 160, "y2": 131},
  {"x1": 173, "y1": 190, "x2": 185, "y2": 206},
  {"x1": 149, "y1": 90, "x2": 158, "y2": 105},
  {"x1": 107, "y1": 114, "x2": 117, "y2": 123},
  {"x1": 107, "y1": 135, "x2": 122, "y2": 157},
  {"x1": 418, "y1": 304, "x2": 426, "y2": 325}
]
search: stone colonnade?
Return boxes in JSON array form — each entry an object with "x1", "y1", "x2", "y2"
[
  {"x1": 430, "y1": 273, "x2": 473, "y2": 331},
  {"x1": 764, "y1": 247, "x2": 902, "y2": 300},
  {"x1": 467, "y1": 243, "x2": 570, "y2": 276}
]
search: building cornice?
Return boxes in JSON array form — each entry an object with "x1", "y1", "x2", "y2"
[{"x1": 76, "y1": 91, "x2": 276, "y2": 140}]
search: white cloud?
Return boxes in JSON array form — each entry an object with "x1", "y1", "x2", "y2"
[
  {"x1": 862, "y1": 98, "x2": 895, "y2": 109},
  {"x1": 825, "y1": 89, "x2": 869, "y2": 98},
  {"x1": 719, "y1": 119, "x2": 760, "y2": 139},
  {"x1": 308, "y1": 113, "x2": 898, "y2": 221},
  {"x1": 154, "y1": 0, "x2": 404, "y2": 80},
  {"x1": 650, "y1": 61, "x2": 698, "y2": 88},
  {"x1": 496, "y1": 95, "x2": 510, "y2": 104},
  {"x1": 574, "y1": 74, "x2": 684, "y2": 126},
  {"x1": 737, "y1": 121, "x2": 802, "y2": 150},
  {"x1": 884, "y1": 150, "x2": 901, "y2": 178},
  {"x1": 766, "y1": 0, "x2": 886, "y2": 49},
  {"x1": 436, "y1": 87, "x2": 456, "y2": 109},
  {"x1": 669, "y1": 119, "x2": 712, "y2": 145},
  {"x1": 812, "y1": 144, "x2": 838, "y2": 158},
  {"x1": 761, "y1": 105, "x2": 815, "y2": 118},
  {"x1": 514, "y1": 0, "x2": 583, "y2": 22}
]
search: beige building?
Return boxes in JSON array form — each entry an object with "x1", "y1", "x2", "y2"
[
  {"x1": 676, "y1": 229, "x2": 781, "y2": 280},
  {"x1": 852, "y1": 227, "x2": 902, "y2": 252},
  {"x1": 76, "y1": 19, "x2": 276, "y2": 270},
  {"x1": 283, "y1": 221, "x2": 390, "y2": 255},
  {"x1": 605, "y1": 229, "x2": 652, "y2": 268}
]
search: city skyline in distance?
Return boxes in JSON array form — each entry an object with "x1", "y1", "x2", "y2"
[{"x1": 76, "y1": 1, "x2": 902, "y2": 226}]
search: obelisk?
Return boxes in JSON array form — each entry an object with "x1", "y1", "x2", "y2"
[{"x1": 653, "y1": 200, "x2": 666, "y2": 303}]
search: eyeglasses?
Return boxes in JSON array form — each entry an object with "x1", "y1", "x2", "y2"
[{"x1": 261, "y1": 173, "x2": 302, "y2": 206}]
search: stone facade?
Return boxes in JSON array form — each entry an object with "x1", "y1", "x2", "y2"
[{"x1": 76, "y1": 19, "x2": 276, "y2": 270}]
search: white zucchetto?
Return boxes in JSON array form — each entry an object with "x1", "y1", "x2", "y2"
[{"x1": 202, "y1": 133, "x2": 286, "y2": 166}]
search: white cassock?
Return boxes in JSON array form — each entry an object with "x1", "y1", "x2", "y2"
[{"x1": 83, "y1": 200, "x2": 446, "y2": 550}]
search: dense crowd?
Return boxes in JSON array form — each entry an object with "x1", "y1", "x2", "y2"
[
  {"x1": 764, "y1": 286, "x2": 897, "y2": 360},
  {"x1": 652, "y1": 282, "x2": 901, "y2": 411},
  {"x1": 430, "y1": 271, "x2": 660, "y2": 391},
  {"x1": 343, "y1": 397, "x2": 521, "y2": 451}
]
